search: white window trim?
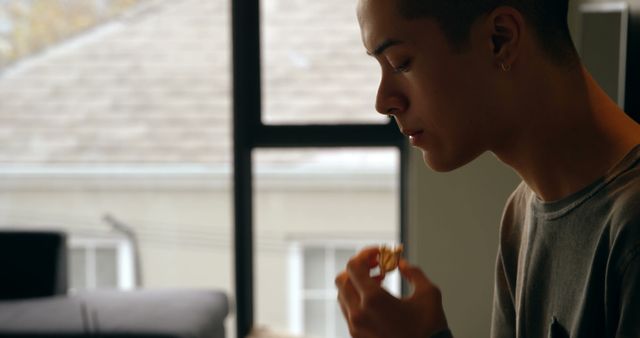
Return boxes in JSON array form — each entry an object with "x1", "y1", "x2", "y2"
[{"x1": 68, "y1": 236, "x2": 135, "y2": 291}]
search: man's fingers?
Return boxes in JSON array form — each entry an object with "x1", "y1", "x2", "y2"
[
  {"x1": 338, "y1": 295, "x2": 349, "y2": 320},
  {"x1": 335, "y1": 272, "x2": 361, "y2": 314},
  {"x1": 398, "y1": 259, "x2": 435, "y2": 292},
  {"x1": 346, "y1": 246, "x2": 381, "y2": 296}
]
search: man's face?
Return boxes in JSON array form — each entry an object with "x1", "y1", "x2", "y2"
[{"x1": 357, "y1": 0, "x2": 499, "y2": 171}]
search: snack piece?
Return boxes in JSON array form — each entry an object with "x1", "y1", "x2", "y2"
[{"x1": 378, "y1": 244, "x2": 404, "y2": 274}]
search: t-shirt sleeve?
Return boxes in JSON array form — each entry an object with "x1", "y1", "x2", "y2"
[
  {"x1": 614, "y1": 245, "x2": 640, "y2": 338},
  {"x1": 491, "y1": 249, "x2": 516, "y2": 338}
]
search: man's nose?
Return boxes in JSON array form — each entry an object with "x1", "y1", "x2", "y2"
[{"x1": 375, "y1": 77, "x2": 406, "y2": 116}]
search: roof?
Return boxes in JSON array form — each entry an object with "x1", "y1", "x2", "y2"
[{"x1": 0, "y1": 0, "x2": 390, "y2": 168}]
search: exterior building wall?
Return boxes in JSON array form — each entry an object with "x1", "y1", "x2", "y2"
[{"x1": 0, "y1": 172, "x2": 397, "y2": 336}]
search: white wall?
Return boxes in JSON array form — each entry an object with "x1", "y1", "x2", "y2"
[
  {"x1": 406, "y1": 148, "x2": 520, "y2": 338},
  {"x1": 567, "y1": 0, "x2": 635, "y2": 36}
]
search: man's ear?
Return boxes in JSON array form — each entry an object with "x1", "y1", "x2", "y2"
[{"x1": 488, "y1": 7, "x2": 523, "y2": 68}]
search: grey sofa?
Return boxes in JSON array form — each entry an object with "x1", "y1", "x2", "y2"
[{"x1": 0, "y1": 230, "x2": 229, "y2": 338}]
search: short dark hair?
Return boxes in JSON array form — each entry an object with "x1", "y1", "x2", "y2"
[{"x1": 396, "y1": 0, "x2": 578, "y2": 65}]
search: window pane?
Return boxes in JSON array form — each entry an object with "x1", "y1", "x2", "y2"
[
  {"x1": 333, "y1": 248, "x2": 356, "y2": 276},
  {"x1": 304, "y1": 247, "x2": 326, "y2": 290},
  {"x1": 0, "y1": 0, "x2": 232, "y2": 326},
  {"x1": 96, "y1": 247, "x2": 118, "y2": 289},
  {"x1": 304, "y1": 299, "x2": 327, "y2": 338},
  {"x1": 261, "y1": 0, "x2": 385, "y2": 125},
  {"x1": 69, "y1": 248, "x2": 87, "y2": 290},
  {"x1": 254, "y1": 148, "x2": 399, "y2": 337},
  {"x1": 334, "y1": 302, "x2": 350, "y2": 338}
]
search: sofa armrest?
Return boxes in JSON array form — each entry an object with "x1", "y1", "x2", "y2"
[{"x1": 0, "y1": 230, "x2": 68, "y2": 300}]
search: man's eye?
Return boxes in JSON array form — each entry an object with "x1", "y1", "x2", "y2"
[{"x1": 392, "y1": 59, "x2": 411, "y2": 73}]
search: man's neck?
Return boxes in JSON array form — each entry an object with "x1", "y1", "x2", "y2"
[{"x1": 494, "y1": 66, "x2": 640, "y2": 202}]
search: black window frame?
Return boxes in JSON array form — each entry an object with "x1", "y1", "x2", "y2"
[{"x1": 232, "y1": 1, "x2": 408, "y2": 337}]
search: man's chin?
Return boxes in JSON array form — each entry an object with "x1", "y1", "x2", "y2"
[{"x1": 422, "y1": 149, "x2": 477, "y2": 173}]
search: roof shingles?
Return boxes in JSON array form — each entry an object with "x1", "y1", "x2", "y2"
[{"x1": 0, "y1": 0, "x2": 386, "y2": 165}]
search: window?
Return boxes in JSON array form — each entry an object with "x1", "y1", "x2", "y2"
[
  {"x1": 261, "y1": 0, "x2": 385, "y2": 125},
  {"x1": 0, "y1": 1, "x2": 406, "y2": 338}
]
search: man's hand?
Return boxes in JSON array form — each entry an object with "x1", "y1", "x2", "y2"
[{"x1": 335, "y1": 247, "x2": 448, "y2": 338}]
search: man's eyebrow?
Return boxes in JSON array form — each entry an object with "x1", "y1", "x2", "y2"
[{"x1": 367, "y1": 39, "x2": 404, "y2": 56}]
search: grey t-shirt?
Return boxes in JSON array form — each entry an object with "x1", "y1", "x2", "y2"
[{"x1": 491, "y1": 145, "x2": 640, "y2": 338}]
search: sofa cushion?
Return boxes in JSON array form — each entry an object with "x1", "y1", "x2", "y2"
[
  {"x1": 75, "y1": 289, "x2": 229, "y2": 338},
  {"x1": 0, "y1": 295, "x2": 85, "y2": 333},
  {"x1": 0, "y1": 289, "x2": 229, "y2": 338}
]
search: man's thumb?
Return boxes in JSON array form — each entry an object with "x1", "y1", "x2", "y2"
[{"x1": 398, "y1": 259, "x2": 434, "y2": 291}]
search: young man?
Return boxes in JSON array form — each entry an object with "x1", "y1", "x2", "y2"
[{"x1": 335, "y1": 0, "x2": 640, "y2": 337}]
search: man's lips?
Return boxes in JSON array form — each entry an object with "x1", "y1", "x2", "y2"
[
  {"x1": 401, "y1": 129, "x2": 424, "y2": 137},
  {"x1": 401, "y1": 129, "x2": 425, "y2": 146}
]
